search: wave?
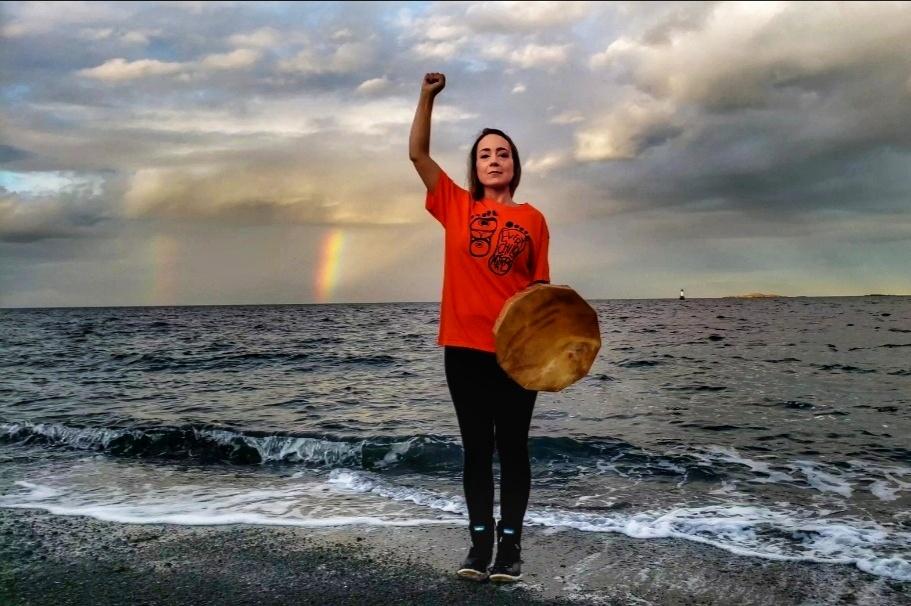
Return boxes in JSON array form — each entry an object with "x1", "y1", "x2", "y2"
[
  {"x1": 27, "y1": 348, "x2": 403, "y2": 373},
  {"x1": 614, "y1": 358, "x2": 665, "y2": 368},
  {"x1": 0, "y1": 421, "x2": 718, "y2": 481},
  {"x1": 90, "y1": 350, "x2": 320, "y2": 373},
  {"x1": 813, "y1": 364, "x2": 877, "y2": 374},
  {"x1": 4, "y1": 423, "x2": 910, "y2": 502},
  {"x1": 0, "y1": 421, "x2": 454, "y2": 470},
  {"x1": 328, "y1": 468, "x2": 911, "y2": 582},
  {"x1": 0, "y1": 422, "x2": 623, "y2": 470},
  {"x1": 0, "y1": 479, "x2": 450, "y2": 529},
  {"x1": 3, "y1": 468, "x2": 908, "y2": 582}
]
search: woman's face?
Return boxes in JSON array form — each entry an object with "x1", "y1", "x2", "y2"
[{"x1": 476, "y1": 133, "x2": 514, "y2": 192}]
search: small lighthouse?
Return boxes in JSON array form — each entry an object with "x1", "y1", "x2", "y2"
[{"x1": 679, "y1": 288, "x2": 685, "y2": 300}]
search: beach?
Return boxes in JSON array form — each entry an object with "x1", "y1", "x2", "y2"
[{"x1": 2, "y1": 506, "x2": 908, "y2": 605}]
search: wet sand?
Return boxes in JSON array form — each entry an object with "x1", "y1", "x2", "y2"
[{"x1": 1, "y1": 507, "x2": 908, "y2": 605}]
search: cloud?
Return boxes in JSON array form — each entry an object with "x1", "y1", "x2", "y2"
[
  {"x1": 396, "y1": 0, "x2": 589, "y2": 66},
  {"x1": 633, "y1": 207, "x2": 911, "y2": 244},
  {"x1": 77, "y1": 47, "x2": 261, "y2": 83},
  {"x1": 77, "y1": 57, "x2": 185, "y2": 82},
  {"x1": 524, "y1": 150, "x2": 571, "y2": 174},
  {"x1": 591, "y1": 2, "x2": 911, "y2": 110},
  {"x1": 637, "y1": 2, "x2": 719, "y2": 46},
  {"x1": 122, "y1": 165, "x2": 332, "y2": 224},
  {"x1": 0, "y1": 182, "x2": 113, "y2": 243},
  {"x1": 398, "y1": 3, "x2": 582, "y2": 68},
  {"x1": 589, "y1": 37, "x2": 633, "y2": 70},
  {"x1": 550, "y1": 110, "x2": 584, "y2": 124},
  {"x1": 1, "y1": 1, "x2": 127, "y2": 38},
  {"x1": 77, "y1": 27, "x2": 115, "y2": 41},
  {"x1": 356, "y1": 77, "x2": 392, "y2": 96},
  {"x1": 120, "y1": 153, "x2": 425, "y2": 228},
  {"x1": 199, "y1": 48, "x2": 261, "y2": 70},
  {"x1": 0, "y1": 145, "x2": 31, "y2": 164},
  {"x1": 228, "y1": 27, "x2": 283, "y2": 49},
  {"x1": 421, "y1": 17, "x2": 470, "y2": 41},
  {"x1": 278, "y1": 41, "x2": 374, "y2": 75},
  {"x1": 574, "y1": 96, "x2": 680, "y2": 160},
  {"x1": 464, "y1": 1, "x2": 591, "y2": 32},
  {"x1": 77, "y1": 27, "x2": 158, "y2": 45},
  {"x1": 331, "y1": 28, "x2": 354, "y2": 42},
  {"x1": 482, "y1": 43, "x2": 570, "y2": 70},
  {"x1": 574, "y1": 0, "x2": 911, "y2": 219},
  {"x1": 154, "y1": 94, "x2": 471, "y2": 138},
  {"x1": 155, "y1": 1, "x2": 238, "y2": 15},
  {"x1": 412, "y1": 39, "x2": 465, "y2": 61},
  {"x1": 394, "y1": 11, "x2": 468, "y2": 64},
  {"x1": 121, "y1": 30, "x2": 153, "y2": 45},
  {"x1": 392, "y1": 9, "x2": 468, "y2": 45}
]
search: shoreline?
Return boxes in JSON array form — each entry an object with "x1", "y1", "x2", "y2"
[{"x1": 2, "y1": 507, "x2": 908, "y2": 605}]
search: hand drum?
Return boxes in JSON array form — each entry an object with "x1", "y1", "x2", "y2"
[{"x1": 493, "y1": 284, "x2": 601, "y2": 392}]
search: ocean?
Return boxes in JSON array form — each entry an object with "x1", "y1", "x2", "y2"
[{"x1": 1, "y1": 297, "x2": 909, "y2": 582}]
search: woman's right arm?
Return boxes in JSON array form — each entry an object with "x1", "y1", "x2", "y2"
[{"x1": 409, "y1": 73, "x2": 445, "y2": 191}]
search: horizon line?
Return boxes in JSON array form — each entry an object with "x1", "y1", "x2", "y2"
[{"x1": 1, "y1": 293, "x2": 908, "y2": 311}]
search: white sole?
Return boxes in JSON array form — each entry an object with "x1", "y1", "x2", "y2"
[
  {"x1": 489, "y1": 573, "x2": 522, "y2": 583},
  {"x1": 457, "y1": 568, "x2": 488, "y2": 581}
]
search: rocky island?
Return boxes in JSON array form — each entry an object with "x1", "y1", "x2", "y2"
[{"x1": 724, "y1": 293, "x2": 786, "y2": 299}]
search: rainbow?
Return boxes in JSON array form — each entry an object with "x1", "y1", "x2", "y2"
[{"x1": 315, "y1": 229, "x2": 345, "y2": 303}]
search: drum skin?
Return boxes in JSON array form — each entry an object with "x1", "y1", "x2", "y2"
[{"x1": 493, "y1": 284, "x2": 601, "y2": 392}]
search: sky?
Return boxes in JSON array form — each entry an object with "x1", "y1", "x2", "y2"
[{"x1": 1, "y1": 0, "x2": 910, "y2": 307}]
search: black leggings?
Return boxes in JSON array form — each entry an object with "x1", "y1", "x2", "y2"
[{"x1": 444, "y1": 346, "x2": 537, "y2": 532}]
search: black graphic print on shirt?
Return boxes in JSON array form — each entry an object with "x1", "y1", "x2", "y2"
[
  {"x1": 489, "y1": 220, "x2": 530, "y2": 275},
  {"x1": 468, "y1": 210, "x2": 498, "y2": 257},
  {"x1": 468, "y1": 209, "x2": 531, "y2": 276}
]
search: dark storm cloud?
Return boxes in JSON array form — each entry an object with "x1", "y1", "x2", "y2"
[
  {"x1": 0, "y1": 145, "x2": 30, "y2": 163},
  {"x1": 0, "y1": 183, "x2": 115, "y2": 243},
  {"x1": 577, "y1": 1, "x2": 911, "y2": 227}
]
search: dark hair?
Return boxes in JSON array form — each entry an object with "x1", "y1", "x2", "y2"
[{"x1": 467, "y1": 128, "x2": 522, "y2": 201}]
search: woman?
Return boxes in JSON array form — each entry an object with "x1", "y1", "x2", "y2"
[{"x1": 408, "y1": 72, "x2": 550, "y2": 583}]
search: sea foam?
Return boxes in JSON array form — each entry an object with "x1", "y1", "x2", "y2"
[{"x1": 2, "y1": 467, "x2": 909, "y2": 582}]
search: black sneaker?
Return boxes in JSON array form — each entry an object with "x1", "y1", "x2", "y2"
[
  {"x1": 457, "y1": 521, "x2": 494, "y2": 581},
  {"x1": 488, "y1": 521, "x2": 522, "y2": 583}
]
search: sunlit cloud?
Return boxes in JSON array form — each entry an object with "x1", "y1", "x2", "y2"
[
  {"x1": 550, "y1": 111, "x2": 584, "y2": 125},
  {"x1": 200, "y1": 48, "x2": 261, "y2": 70},
  {"x1": 78, "y1": 57, "x2": 185, "y2": 81},
  {"x1": 228, "y1": 26, "x2": 283, "y2": 49},
  {"x1": 482, "y1": 42, "x2": 571, "y2": 70},
  {"x1": 356, "y1": 77, "x2": 393, "y2": 96},
  {"x1": 464, "y1": 1, "x2": 591, "y2": 31},
  {"x1": 277, "y1": 40, "x2": 375, "y2": 75}
]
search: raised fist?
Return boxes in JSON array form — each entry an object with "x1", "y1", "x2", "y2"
[{"x1": 422, "y1": 72, "x2": 446, "y2": 96}]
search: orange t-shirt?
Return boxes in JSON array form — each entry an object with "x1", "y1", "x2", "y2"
[{"x1": 426, "y1": 170, "x2": 550, "y2": 353}]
